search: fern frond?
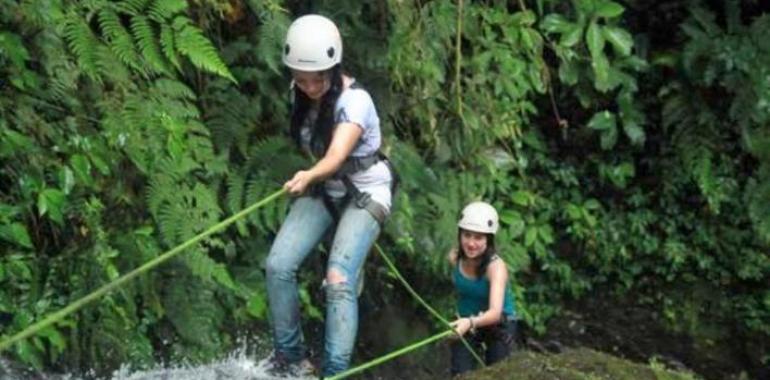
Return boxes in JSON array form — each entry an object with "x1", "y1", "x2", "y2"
[
  {"x1": 63, "y1": 16, "x2": 102, "y2": 81},
  {"x1": 252, "y1": 12, "x2": 291, "y2": 74},
  {"x1": 48, "y1": 62, "x2": 80, "y2": 102},
  {"x1": 172, "y1": 17, "x2": 236, "y2": 82},
  {"x1": 146, "y1": 174, "x2": 175, "y2": 218},
  {"x1": 225, "y1": 171, "x2": 249, "y2": 236},
  {"x1": 156, "y1": 182, "x2": 222, "y2": 245},
  {"x1": 238, "y1": 136, "x2": 304, "y2": 234},
  {"x1": 182, "y1": 248, "x2": 237, "y2": 291},
  {"x1": 244, "y1": 176, "x2": 288, "y2": 234},
  {"x1": 148, "y1": 0, "x2": 188, "y2": 22},
  {"x1": 159, "y1": 153, "x2": 201, "y2": 180},
  {"x1": 748, "y1": 176, "x2": 770, "y2": 243},
  {"x1": 151, "y1": 78, "x2": 196, "y2": 100},
  {"x1": 98, "y1": 8, "x2": 143, "y2": 74},
  {"x1": 186, "y1": 122, "x2": 218, "y2": 168},
  {"x1": 91, "y1": 301, "x2": 154, "y2": 366},
  {"x1": 130, "y1": 15, "x2": 171, "y2": 75},
  {"x1": 205, "y1": 88, "x2": 260, "y2": 156},
  {"x1": 155, "y1": 97, "x2": 200, "y2": 120},
  {"x1": 243, "y1": 136, "x2": 309, "y2": 182},
  {"x1": 160, "y1": 23, "x2": 181, "y2": 70},
  {"x1": 162, "y1": 269, "x2": 225, "y2": 358},
  {"x1": 94, "y1": 44, "x2": 133, "y2": 85},
  {"x1": 116, "y1": 0, "x2": 151, "y2": 15}
]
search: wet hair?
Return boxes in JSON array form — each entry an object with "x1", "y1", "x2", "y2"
[
  {"x1": 456, "y1": 228, "x2": 496, "y2": 278},
  {"x1": 289, "y1": 64, "x2": 344, "y2": 156}
]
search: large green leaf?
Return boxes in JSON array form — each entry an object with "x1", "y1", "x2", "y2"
[
  {"x1": 0, "y1": 223, "x2": 33, "y2": 248},
  {"x1": 586, "y1": 21, "x2": 605, "y2": 59},
  {"x1": 37, "y1": 189, "x2": 66, "y2": 225},
  {"x1": 594, "y1": 0, "x2": 625, "y2": 18},
  {"x1": 602, "y1": 26, "x2": 633, "y2": 56},
  {"x1": 541, "y1": 14, "x2": 573, "y2": 33}
]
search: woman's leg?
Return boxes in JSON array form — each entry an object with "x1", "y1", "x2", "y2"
[
  {"x1": 450, "y1": 335, "x2": 481, "y2": 376},
  {"x1": 321, "y1": 204, "x2": 381, "y2": 376},
  {"x1": 484, "y1": 319, "x2": 519, "y2": 365},
  {"x1": 265, "y1": 196, "x2": 333, "y2": 363}
]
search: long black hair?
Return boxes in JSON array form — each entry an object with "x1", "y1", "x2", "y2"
[
  {"x1": 457, "y1": 229, "x2": 496, "y2": 278},
  {"x1": 288, "y1": 64, "x2": 344, "y2": 156}
]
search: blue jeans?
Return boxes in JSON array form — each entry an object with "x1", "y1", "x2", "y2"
[{"x1": 265, "y1": 195, "x2": 381, "y2": 376}]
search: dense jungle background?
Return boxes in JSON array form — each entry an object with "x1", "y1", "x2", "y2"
[{"x1": 1, "y1": 0, "x2": 769, "y2": 379}]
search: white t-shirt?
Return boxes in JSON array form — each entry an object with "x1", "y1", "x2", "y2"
[{"x1": 300, "y1": 81, "x2": 393, "y2": 212}]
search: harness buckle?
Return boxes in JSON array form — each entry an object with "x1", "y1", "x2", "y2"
[{"x1": 354, "y1": 191, "x2": 372, "y2": 209}]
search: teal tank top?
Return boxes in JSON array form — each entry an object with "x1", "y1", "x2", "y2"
[{"x1": 453, "y1": 259, "x2": 515, "y2": 318}]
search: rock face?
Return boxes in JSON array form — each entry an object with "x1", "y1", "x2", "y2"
[{"x1": 456, "y1": 347, "x2": 699, "y2": 380}]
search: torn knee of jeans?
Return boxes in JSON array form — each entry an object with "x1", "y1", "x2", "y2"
[
  {"x1": 325, "y1": 268, "x2": 348, "y2": 285},
  {"x1": 324, "y1": 280, "x2": 355, "y2": 302}
]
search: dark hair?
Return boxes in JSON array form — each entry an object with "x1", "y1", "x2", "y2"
[
  {"x1": 457, "y1": 229, "x2": 496, "y2": 277},
  {"x1": 289, "y1": 64, "x2": 344, "y2": 156}
]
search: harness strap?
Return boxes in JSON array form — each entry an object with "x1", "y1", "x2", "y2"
[
  {"x1": 340, "y1": 175, "x2": 388, "y2": 225},
  {"x1": 312, "y1": 151, "x2": 397, "y2": 226},
  {"x1": 336, "y1": 154, "x2": 380, "y2": 178}
]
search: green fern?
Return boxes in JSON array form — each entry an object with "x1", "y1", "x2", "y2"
[
  {"x1": 98, "y1": 8, "x2": 143, "y2": 73},
  {"x1": 162, "y1": 268, "x2": 226, "y2": 362},
  {"x1": 89, "y1": 300, "x2": 154, "y2": 368},
  {"x1": 148, "y1": 0, "x2": 188, "y2": 22},
  {"x1": 63, "y1": 16, "x2": 102, "y2": 81},
  {"x1": 47, "y1": 62, "x2": 80, "y2": 102},
  {"x1": 225, "y1": 136, "x2": 308, "y2": 234},
  {"x1": 151, "y1": 78, "x2": 196, "y2": 100},
  {"x1": 251, "y1": 10, "x2": 291, "y2": 75},
  {"x1": 244, "y1": 175, "x2": 288, "y2": 234},
  {"x1": 130, "y1": 15, "x2": 172, "y2": 75},
  {"x1": 225, "y1": 171, "x2": 249, "y2": 236},
  {"x1": 172, "y1": 17, "x2": 236, "y2": 82},
  {"x1": 205, "y1": 88, "x2": 260, "y2": 156},
  {"x1": 117, "y1": 0, "x2": 152, "y2": 15},
  {"x1": 94, "y1": 43, "x2": 133, "y2": 84},
  {"x1": 748, "y1": 175, "x2": 770, "y2": 243},
  {"x1": 156, "y1": 23, "x2": 180, "y2": 71},
  {"x1": 182, "y1": 248, "x2": 238, "y2": 292}
]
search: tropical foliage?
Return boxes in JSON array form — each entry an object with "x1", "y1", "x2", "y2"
[{"x1": 0, "y1": 0, "x2": 768, "y2": 378}]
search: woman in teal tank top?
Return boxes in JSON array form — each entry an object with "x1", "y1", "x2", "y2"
[{"x1": 448, "y1": 201, "x2": 519, "y2": 377}]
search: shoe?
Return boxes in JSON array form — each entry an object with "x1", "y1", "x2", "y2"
[
  {"x1": 292, "y1": 358, "x2": 316, "y2": 377},
  {"x1": 262, "y1": 352, "x2": 316, "y2": 378}
]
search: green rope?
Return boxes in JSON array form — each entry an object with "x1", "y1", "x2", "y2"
[
  {"x1": 373, "y1": 243, "x2": 486, "y2": 367},
  {"x1": 0, "y1": 188, "x2": 287, "y2": 352},
  {"x1": 326, "y1": 329, "x2": 455, "y2": 380}
]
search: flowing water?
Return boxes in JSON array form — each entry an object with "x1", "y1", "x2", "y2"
[
  {"x1": 1, "y1": 349, "x2": 317, "y2": 380},
  {"x1": 0, "y1": 295, "x2": 447, "y2": 380}
]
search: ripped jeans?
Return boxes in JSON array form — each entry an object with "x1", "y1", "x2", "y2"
[{"x1": 265, "y1": 196, "x2": 381, "y2": 376}]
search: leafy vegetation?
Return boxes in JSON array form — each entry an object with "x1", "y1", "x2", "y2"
[{"x1": 0, "y1": 0, "x2": 768, "y2": 379}]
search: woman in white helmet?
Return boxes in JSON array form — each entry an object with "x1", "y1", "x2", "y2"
[
  {"x1": 448, "y1": 201, "x2": 519, "y2": 376},
  {"x1": 263, "y1": 14, "x2": 395, "y2": 378}
]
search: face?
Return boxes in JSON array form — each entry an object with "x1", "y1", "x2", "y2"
[
  {"x1": 292, "y1": 70, "x2": 331, "y2": 100},
  {"x1": 460, "y1": 229, "x2": 488, "y2": 259}
]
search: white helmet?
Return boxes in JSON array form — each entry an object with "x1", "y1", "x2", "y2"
[
  {"x1": 283, "y1": 14, "x2": 342, "y2": 71},
  {"x1": 458, "y1": 201, "x2": 499, "y2": 235}
]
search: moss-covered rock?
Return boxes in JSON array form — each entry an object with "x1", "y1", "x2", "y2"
[{"x1": 457, "y1": 348, "x2": 699, "y2": 380}]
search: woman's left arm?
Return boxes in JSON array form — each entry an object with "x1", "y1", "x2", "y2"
[
  {"x1": 284, "y1": 122, "x2": 363, "y2": 195},
  {"x1": 471, "y1": 260, "x2": 509, "y2": 329}
]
